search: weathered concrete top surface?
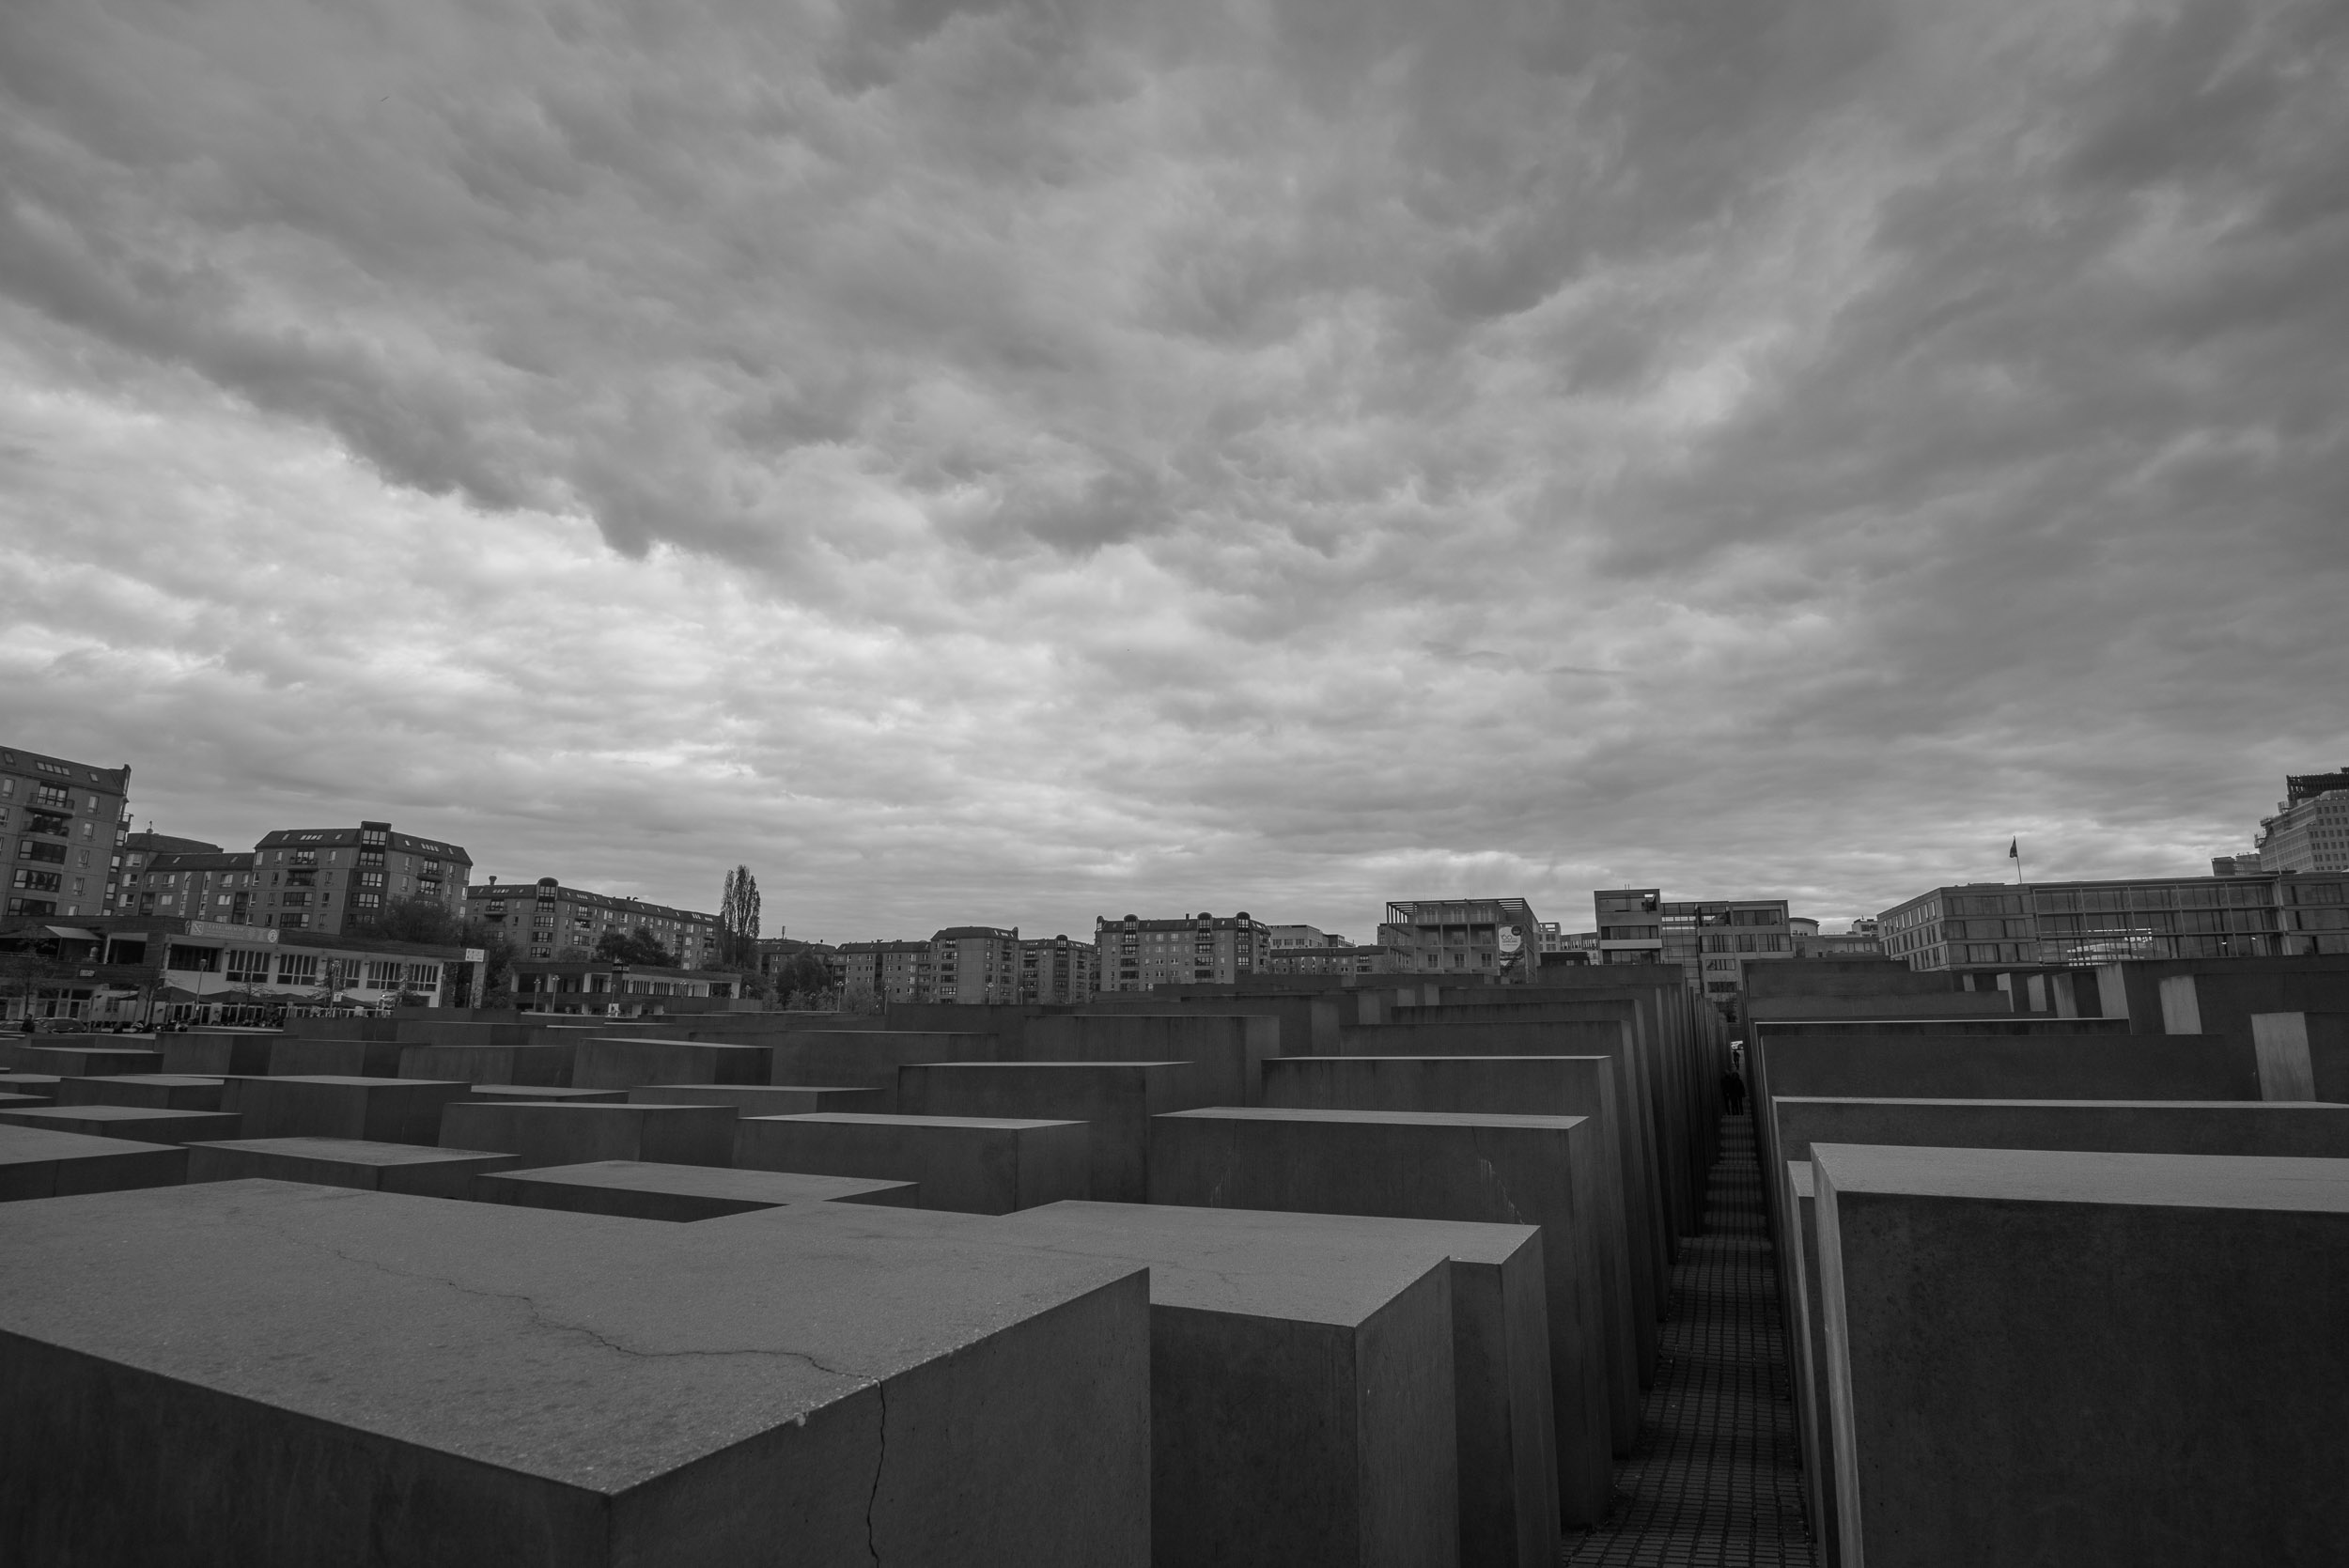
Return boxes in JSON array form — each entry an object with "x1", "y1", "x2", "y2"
[
  {"x1": 1776, "y1": 1097, "x2": 2349, "y2": 1162},
  {"x1": 0, "y1": 1104, "x2": 228, "y2": 1129},
  {"x1": 237, "y1": 1075, "x2": 462, "y2": 1091},
  {"x1": 990, "y1": 1200, "x2": 1477, "y2": 1324},
  {"x1": 0, "y1": 1124, "x2": 182, "y2": 1165},
  {"x1": 0, "y1": 1179, "x2": 1143, "y2": 1493},
  {"x1": 1812, "y1": 1142, "x2": 2349, "y2": 1213},
  {"x1": 193, "y1": 1136, "x2": 512, "y2": 1168},
  {"x1": 753, "y1": 1112, "x2": 1083, "y2": 1132},
  {"x1": 1159, "y1": 1105, "x2": 1588, "y2": 1133},
  {"x1": 484, "y1": 1159, "x2": 915, "y2": 1205}
]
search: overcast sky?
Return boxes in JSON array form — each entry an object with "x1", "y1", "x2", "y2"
[{"x1": 4, "y1": 0, "x2": 2343, "y2": 943}]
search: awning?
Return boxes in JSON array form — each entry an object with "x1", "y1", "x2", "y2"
[{"x1": 44, "y1": 926, "x2": 103, "y2": 941}]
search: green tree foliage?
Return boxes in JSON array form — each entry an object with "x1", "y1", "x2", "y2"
[
  {"x1": 595, "y1": 926, "x2": 677, "y2": 968},
  {"x1": 774, "y1": 950, "x2": 832, "y2": 1007},
  {"x1": 358, "y1": 895, "x2": 464, "y2": 945},
  {"x1": 720, "y1": 866, "x2": 761, "y2": 969}
]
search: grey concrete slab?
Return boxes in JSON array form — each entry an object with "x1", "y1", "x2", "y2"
[
  {"x1": 1813, "y1": 1144, "x2": 2349, "y2": 1567},
  {"x1": 187, "y1": 1138, "x2": 524, "y2": 1199},
  {"x1": 1746, "y1": 994, "x2": 2015, "y2": 1022},
  {"x1": 0, "y1": 1104, "x2": 241, "y2": 1145},
  {"x1": 390, "y1": 1019, "x2": 540, "y2": 1048},
  {"x1": 278, "y1": 1017, "x2": 401, "y2": 1041},
  {"x1": 996, "y1": 1202, "x2": 1545, "y2": 1568},
  {"x1": 900, "y1": 1061, "x2": 1211, "y2": 1203},
  {"x1": 765, "y1": 1030, "x2": 1000, "y2": 1097},
  {"x1": 1753, "y1": 1032, "x2": 2260, "y2": 1103},
  {"x1": 1336, "y1": 1019, "x2": 1634, "y2": 1059},
  {"x1": 1076, "y1": 993, "x2": 1337, "y2": 1057},
  {"x1": 11, "y1": 1046, "x2": 163, "y2": 1078},
  {"x1": 0, "y1": 1179, "x2": 1151, "y2": 1566},
  {"x1": 439, "y1": 1101, "x2": 737, "y2": 1168},
  {"x1": 1020, "y1": 1014, "x2": 1279, "y2": 1106},
  {"x1": 0, "y1": 1092, "x2": 50, "y2": 1112},
  {"x1": 267, "y1": 1036, "x2": 403, "y2": 1078},
  {"x1": 225, "y1": 1076, "x2": 472, "y2": 1145},
  {"x1": 54, "y1": 1075, "x2": 226, "y2": 1112},
  {"x1": 1263, "y1": 1053, "x2": 1651, "y2": 1422},
  {"x1": 1773, "y1": 1097, "x2": 2349, "y2": 1167},
  {"x1": 476, "y1": 1159, "x2": 919, "y2": 1221},
  {"x1": 1782, "y1": 1161, "x2": 1840, "y2": 1568},
  {"x1": 628, "y1": 1083, "x2": 889, "y2": 1115},
  {"x1": 1148, "y1": 1106, "x2": 1616, "y2": 1526},
  {"x1": 397, "y1": 1041, "x2": 574, "y2": 1087},
  {"x1": 0, "y1": 1125, "x2": 186, "y2": 1200},
  {"x1": 159, "y1": 1032, "x2": 279, "y2": 1077},
  {"x1": 467, "y1": 1084, "x2": 629, "y2": 1103},
  {"x1": 736, "y1": 1113, "x2": 1091, "y2": 1215},
  {"x1": 571, "y1": 1036, "x2": 771, "y2": 1092},
  {"x1": 0, "y1": 1074, "x2": 61, "y2": 1100}
]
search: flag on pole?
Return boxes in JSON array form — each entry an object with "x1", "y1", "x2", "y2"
[{"x1": 2008, "y1": 838, "x2": 2019, "y2": 860}]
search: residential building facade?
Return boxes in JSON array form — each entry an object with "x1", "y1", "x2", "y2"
[
  {"x1": 932, "y1": 926, "x2": 1020, "y2": 1003},
  {"x1": 127, "y1": 850, "x2": 259, "y2": 924},
  {"x1": 1095, "y1": 912, "x2": 1271, "y2": 992},
  {"x1": 1880, "y1": 870, "x2": 2349, "y2": 971},
  {"x1": 254, "y1": 822, "x2": 472, "y2": 935},
  {"x1": 2250, "y1": 769, "x2": 2349, "y2": 876},
  {"x1": 1377, "y1": 898, "x2": 1542, "y2": 982},
  {"x1": 467, "y1": 876, "x2": 717, "y2": 967},
  {"x1": 1261, "y1": 942, "x2": 1409, "y2": 979},
  {"x1": 1018, "y1": 934, "x2": 1097, "y2": 1003},
  {"x1": 838, "y1": 939, "x2": 933, "y2": 1001},
  {"x1": 1537, "y1": 923, "x2": 1601, "y2": 960},
  {"x1": 1267, "y1": 924, "x2": 1345, "y2": 950},
  {"x1": 111, "y1": 831, "x2": 222, "y2": 913},
  {"x1": 2, "y1": 745, "x2": 131, "y2": 921}
]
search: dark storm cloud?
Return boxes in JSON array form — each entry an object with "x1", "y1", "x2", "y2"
[{"x1": 1, "y1": 0, "x2": 2343, "y2": 936}]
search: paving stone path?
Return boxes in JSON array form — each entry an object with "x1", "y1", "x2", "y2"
[{"x1": 1562, "y1": 1114, "x2": 1820, "y2": 1567}]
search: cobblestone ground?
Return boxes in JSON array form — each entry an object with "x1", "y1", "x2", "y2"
[{"x1": 1562, "y1": 1115, "x2": 1821, "y2": 1568}]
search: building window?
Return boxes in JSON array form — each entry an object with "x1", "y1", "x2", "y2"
[
  {"x1": 226, "y1": 950, "x2": 271, "y2": 984},
  {"x1": 275, "y1": 953, "x2": 320, "y2": 986}
]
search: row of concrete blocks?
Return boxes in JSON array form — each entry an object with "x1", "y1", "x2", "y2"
[
  {"x1": 1745, "y1": 1007, "x2": 2349, "y2": 1568},
  {"x1": 0, "y1": 1058, "x2": 1674, "y2": 1545},
  {"x1": 0, "y1": 1157, "x2": 1563, "y2": 1566}
]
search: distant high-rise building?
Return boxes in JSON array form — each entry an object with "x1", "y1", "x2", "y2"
[
  {"x1": 932, "y1": 926, "x2": 1021, "y2": 1002},
  {"x1": 2250, "y1": 768, "x2": 2349, "y2": 876},
  {"x1": 1018, "y1": 934, "x2": 1097, "y2": 1003},
  {"x1": 465, "y1": 875, "x2": 714, "y2": 966},
  {"x1": 1594, "y1": 889, "x2": 1793, "y2": 1004},
  {"x1": 1878, "y1": 867, "x2": 2349, "y2": 970},
  {"x1": 1, "y1": 744, "x2": 131, "y2": 921},
  {"x1": 255, "y1": 822, "x2": 471, "y2": 936},
  {"x1": 1378, "y1": 898, "x2": 1542, "y2": 982},
  {"x1": 839, "y1": 939, "x2": 933, "y2": 1001},
  {"x1": 1096, "y1": 911, "x2": 1270, "y2": 992}
]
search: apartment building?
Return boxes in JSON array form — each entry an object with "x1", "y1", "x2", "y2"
[
  {"x1": 1880, "y1": 869, "x2": 2349, "y2": 971},
  {"x1": 251, "y1": 822, "x2": 471, "y2": 935},
  {"x1": 1018, "y1": 934, "x2": 1097, "y2": 1003},
  {"x1": 127, "y1": 850, "x2": 260, "y2": 924},
  {"x1": 1, "y1": 745, "x2": 131, "y2": 921},
  {"x1": 932, "y1": 926, "x2": 1020, "y2": 1003},
  {"x1": 1537, "y1": 923, "x2": 1601, "y2": 960},
  {"x1": 467, "y1": 877, "x2": 717, "y2": 967},
  {"x1": 1095, "y1": 912, "x2": 1271, "y2": 992},
  {"x1": 1262, "y1": 943, "x2": 1409, "y2": 979},
  {"x1": 1594, "y1": 889, "x2": 1794, "y2": 1001},
  {"x1": 2250, "y1": 769, "x2": 2349, "y2": 875},
  {"x1": 1267, "y1": 924, "x2": 1345, "y2": 950},
  {"x1": 1377, "y1": 898, "x2": 1542, "y2": 983},
  {"x1": 838, "y1": 940, "x2": 933, "y2": 1001},
  {"x1": 111, "y1": 831, "x2": 221, "y2": 913}
]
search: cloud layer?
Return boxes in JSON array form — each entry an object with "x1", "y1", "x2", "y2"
[{"x1": 4, "y1": 0, "x2": 2345, "y2": 939}]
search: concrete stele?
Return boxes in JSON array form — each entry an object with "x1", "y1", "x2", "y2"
[{"x1": 1813, "y1": 1144, "x2": 2349, "y2": 1568}]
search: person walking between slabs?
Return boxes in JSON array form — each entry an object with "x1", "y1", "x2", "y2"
[{"x1": 1720, "y1": 1067, "x2": 1748, "y2": 1117}]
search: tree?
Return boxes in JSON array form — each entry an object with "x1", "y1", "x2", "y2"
[
  {"x1": 595, "y1": 926, "x2": 677, "y2": 968},
  {"x1": 774, "y1": 950, "x2": 832, "y2": 1008},
  {"x1": 357, "y1": 896, "x2": 464, "y2": 945},
  {"x1": 719, "y1": 866, "x2": 761, "y2": 970},
  {"x1": 836, "y1": 981, "x2": 883, "y2": 1017}
]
